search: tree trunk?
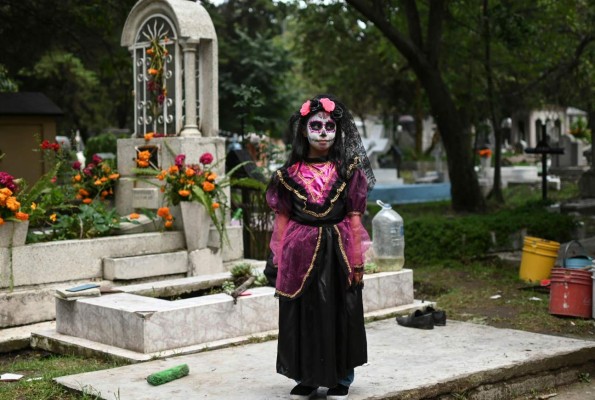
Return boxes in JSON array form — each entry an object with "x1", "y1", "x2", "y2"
[
  {"x1": 345, "y1": 0, "x2": 485, "y2": 212},
  {"x1": 420, "y1": 71, "x2": 486, "y2": 212}
]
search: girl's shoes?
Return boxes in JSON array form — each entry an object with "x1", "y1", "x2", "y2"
[
  {"x1": 290, "y1": 384, "x2": 318, "y2": 400},
  {"x1": 327, "y1": 384, "x2": 349, "y2": 400}
]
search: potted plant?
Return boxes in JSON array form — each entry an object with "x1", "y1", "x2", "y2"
[{"x1": 0, "y1": 171, "x2": 29, "y2": 247}]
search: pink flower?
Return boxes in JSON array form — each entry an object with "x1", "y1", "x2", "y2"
[
  {"x1": 320, "y1": 98, "x2": 335, "y2": 113},
  {"x1": 92, "y1": 154, "x2": 103, "y2": 164},
  {"x1": 51, "y1": 176, "x2": 57, "y2": 183},
  {"x1": 72, "y1": 161, "x2": 82, "y2": 170},
  {"x1": 200, "y1": 152, "x2": 214, "y2": 165},
  {"x1": 174, "y1": 154, "x2": 186, "y2": 168},
  {"x1": 300, "y1": 100, "x2": 311, "y2": 116}
]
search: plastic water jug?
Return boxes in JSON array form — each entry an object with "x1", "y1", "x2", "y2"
[{"x1": 372, "y1": 200, "x2": 405, "y2": 271}]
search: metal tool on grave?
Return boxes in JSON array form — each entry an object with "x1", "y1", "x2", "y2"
[{"x1": 524, "y1": 124, "x2": 564, "y2": 201}]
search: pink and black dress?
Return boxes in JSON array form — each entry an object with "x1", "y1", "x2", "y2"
[{"x1": 266, "y1": 156, "x2": 370, "y2": 388}]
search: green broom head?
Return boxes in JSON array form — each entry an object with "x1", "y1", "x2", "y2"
[{"x1": 146, "y1": 363, "x2": 190, "y2": 386}]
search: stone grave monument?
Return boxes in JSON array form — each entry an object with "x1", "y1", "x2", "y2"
[{"x1": 116, "y1": 0, "x2": 240, "y2": 273}]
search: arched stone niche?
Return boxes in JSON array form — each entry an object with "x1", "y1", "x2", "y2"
[{"x1": 121, "y1": 0, "x2": 218, "y2": 137}]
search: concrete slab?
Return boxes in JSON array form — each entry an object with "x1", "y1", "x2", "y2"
[
  {"x1": 55, "y1": 319, "x2": 595, "y2": 400},
  {"x1": 103, "y1": 251, "x2": 189, "y2": 280},
  {"x1": 33, "y1": 302, "x2": 428, "y2": 363},
  {"x1": 0, "y1": 321, "x2": 55, "y2": 353}
]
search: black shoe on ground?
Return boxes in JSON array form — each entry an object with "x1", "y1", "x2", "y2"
[
  {"x1": 290, "y1": 384, "x2": 318, "y2": 400},
  {"x1": 396, "y1": 309, "x2": 434, "y2": 329},
  {"x1": 424, "y1": 306, "x2": 447, "y2": 326},
  {"x1": 327, "y1": 384, "x2": 350, "y2": 400}
]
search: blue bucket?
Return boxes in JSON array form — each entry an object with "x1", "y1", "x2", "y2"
[{"x1": 562, "y1": 241, "x2": 593, "y2": 269}]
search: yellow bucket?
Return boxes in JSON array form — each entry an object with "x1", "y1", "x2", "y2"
[{"x1": 519, "y1": 236, "x2": 560, "y2": 282}]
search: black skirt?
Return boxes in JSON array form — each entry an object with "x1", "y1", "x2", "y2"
[{"x1": 276, "y1": 226, "x2": 367, "y2": 388}]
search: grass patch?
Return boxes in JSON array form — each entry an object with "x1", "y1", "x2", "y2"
[{"x1": 0, "y1": 350, "x2": 128, "y2": 399}]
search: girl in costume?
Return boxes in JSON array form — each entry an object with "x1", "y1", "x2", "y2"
[{"x1": 266, "y1": 94, "x2": 375, "y2": 400}]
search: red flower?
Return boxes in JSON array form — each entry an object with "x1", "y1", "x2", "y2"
[{"x1": 199, "y1": 152, "x2": 214, "y2": 165}]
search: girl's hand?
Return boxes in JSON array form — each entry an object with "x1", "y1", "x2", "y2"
[{"x1": 353, "y1": 265, "x2": 364, "y2": 285}]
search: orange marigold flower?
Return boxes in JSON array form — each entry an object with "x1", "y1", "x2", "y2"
[
  {"x1": 100, "y1": 177, "x2": 107, "y2": 183},
  {"x1": 129, "y1": 213, "x2": 140, "y2": 220},
  {"x1": 0, "y1": 217, "x2": 3, "y2": 225},
  {"x1": 82, "y1": 198, "x2": 93, "y2": 204},
  {"x1": 79, "y1": 188, "x2": 90, "y2": 197},
  {"x1": 160, "y1": 186, "x2": 165, "y2": 193},
  {"x1": 75, "y1": 194, "x2": 83, "y2": 200},
  {"x1": 148, "y1": 68, "x2": 159, "y2": 75},
  {"x1": 164, "y1": 220, "x2": 173, "y2": 228},
  {"x1": 169, "y1": 165, "x2": 179, "y2": 174},
  {"x1": 94, "y1": 180, "x2": 102, "y2": 185},
  {"x1": 73, "y1": 174, "x2": 82, "y2": 182},
  {"x1": 101, "y1": 190, "x2": 109, "y2": 197},
  {"x1": 31, "y1": 202, "x2": 37, "y2": 210},
  {"x1": 157, "y1": 171, "x2": 167, "y2": 180},
  {"x1": 0, "y1": 187, "x2": 12, "y2": 196},
  {"x1": 137, "y1": 160, "x2": 149, "y2": 168},
  {"x1": 202, "y1": 181, "x2": 215, "y2": 192},
  {"x1": 144, "y1": 132, "x2": 154, "y2": 141},
  {"x1": 157, "y1": 207, "x2": 170, "y2": 218},
  {"x1": 212, "y1": 202, "x2": 220, "y2": 209},
  {"x1": 49, "y1": 213, "x2": 57, "y2": 222},
  {"x1": 207, "y1": 172, "x2": 217, "y2": 181},
  {"x1": 6, "y1": 197, "x2": 20, "y2": 212},
  {"x1": 185, "y1": 168, "x2": 195, "y2": 177},
  {"x1": 109, "y1": 173, "x2": 120, "y2": 180},
  {"x1": 146, "y1": 48, "x2": 154, "y2": 55},
  {"x1": 138, "y1": 150, "x2": 151, "y2": 161},
  {"x1": 15, "y1": 212, "x2": 29, "y2": 221},
  {"x1": 0, "y1": 193, "x2": 8, "y2": 206},
  {"x1": 178, "y1": 189, "x2": 191, "y2": 197},
  {"x1": 166, "y1": 214, "x2": 174, "y2": 221}
]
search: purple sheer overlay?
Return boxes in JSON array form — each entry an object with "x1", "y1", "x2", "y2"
[
  {"x1": 266, "y1": 183, "x2": 292, "y2": 266},
  {"x1": 266, "y1": 164, "x2": 371, "y2": 298},
  {"x1": 276, "y1": 221, "x2": 320, "y2": 296},
  {"x1": 346, "y1": 169, "x2": 368, "y2": 214},
  {"x1": 288, "y1": 162, "x2": 338, "y2": 205}
]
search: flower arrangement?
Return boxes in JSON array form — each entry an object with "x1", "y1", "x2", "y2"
[
  {"x1": 71, "y1": 154, "x2": 120, "y2": 204},
  {"x1": 477, "y1": 148, "x2": 492, "y2": 158},
  {"x1": 146, "y1": 36, "x2": 169, "y2": 118},
  {"x1": 157, "y1": 152, "x2": 226, "y2": 239},
  {"x1": 0, "y1": 172, "x2": 29, "y2": 224}
]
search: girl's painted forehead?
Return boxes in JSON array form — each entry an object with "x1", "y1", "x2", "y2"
[{"x1": 308, "y1": 111, "x2": 332, "y2": 121}]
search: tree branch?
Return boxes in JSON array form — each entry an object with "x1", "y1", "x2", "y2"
[
  {"x1": 345, "y1": 0, "x2": 425, "y2": 70},
  {"x1": 426, "y1": 0, "x2": 446, "y2": 66},
  {"x1": 403, "y1": 0, "x2": 423, "y2": 49}
]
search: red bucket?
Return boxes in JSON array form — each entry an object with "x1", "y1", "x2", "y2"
[{"x1": 549, "y1": 268, "x2": 593, "y2": 318}]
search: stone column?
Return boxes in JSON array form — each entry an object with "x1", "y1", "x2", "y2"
[
  {"x1": 199, "y1": 39, "x2": 218, "y2": 137},
  {"x1": 180, "y1": 39, "x2": 200, "y2": 136}
]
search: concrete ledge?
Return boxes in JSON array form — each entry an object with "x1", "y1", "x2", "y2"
[
  {"x1": 0, "y1": 321, "x2": 55, "y2": 353},
  {"x1": 48, "y1": 270, "x2": 413, "y2": 354},
  {"x1": 1, "y1": 231, "x2": 185, "y2": 287},
  {"x1": 103, "y1": 251, "x2": 188, "y2": 280},
  {"x1": 33, "y1": 301, "x2": 423, "y2": 363}
]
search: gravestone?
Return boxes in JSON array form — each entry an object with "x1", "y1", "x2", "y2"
[{"x1": 114, "y1": 0, "x2": 239, "y2": 269}]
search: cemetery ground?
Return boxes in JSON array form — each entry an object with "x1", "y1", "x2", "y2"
[{"x1": 1, "y1": 184, "x2": 595, "y2": 399}]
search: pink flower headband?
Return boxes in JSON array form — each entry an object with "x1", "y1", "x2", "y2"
[{"x1": 299, "y1": 97, "x2": 344, "y2": 120}]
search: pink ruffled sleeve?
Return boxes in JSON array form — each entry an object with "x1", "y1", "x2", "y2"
[
  {"x1": 346, "y1": 169, "x2": 370, "y2": 266},
  {"x1": 266, "y1": 177, "x2": 292, "y2": 266}
]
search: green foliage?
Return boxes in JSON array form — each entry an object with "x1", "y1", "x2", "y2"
[
  {"x1": 230, "y1": 263, "x2": 253, "y2": 279},
  {"x1": 84, "y1": 132, "x2": 121, "y2": 161},
  {"x1": 0, "y1": 64, "x2": 18, "y2": 92},
  {"x1": 31, "y1": 203, "x2": 120, "y2": 242},
  {"x1": 20, "y1": 51, "x2": 109, "y2": 133},
  {"x1": 401, "y1": 204, "x2": 576, "y2": 265}
]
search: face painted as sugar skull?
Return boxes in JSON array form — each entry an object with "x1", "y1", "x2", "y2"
[{"x1": 305, "y1": 111, "x2": 336, "y2": 153}]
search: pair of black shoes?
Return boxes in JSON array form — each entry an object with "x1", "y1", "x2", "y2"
[
  {"x1": 290, "y1": 383, "x2": 349, "y2": 400},
  {"x1": 396, "y1": 306, "x2": 446, "y2": 330}
]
